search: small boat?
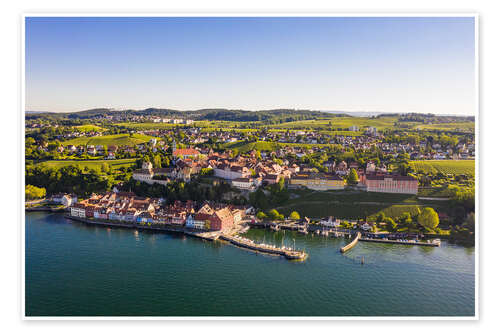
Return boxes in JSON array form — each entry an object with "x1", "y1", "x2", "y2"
[{"x1": 270, "y1": 223, "x2": 280, "y2": 232}]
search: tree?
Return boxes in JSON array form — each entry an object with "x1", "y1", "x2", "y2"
[
  {"x1": 153, "y1": 154, "x2": 162, "y2": 168},
  {"x1": 289, "y1": 211, "x2": 300, "y2": 220},
  {"x1": 384, "y1": 217, "x2": 398, "y2": 232},
  {"x1": 25, "y1": 184, "x2": 46, "y2": 200},
  {"x1": 267, "y1": 209, "x2": 280, "y2": 220},
  {"x1": 346, "y1": 168, "x2": 359, "y2": 185},
  {"x1": 417, "y1": 207, "x2": 440, "y2": 230},
  {"x1": 256, "y1": 211, "x2": 267, "y2": 220},
  {"x1": 376, "y1": 212, "x2": 386, "y2": 223},
  {"x1": 101, "y1": 163, "x2": 110, "y2": 174},
  {"x1": 397, "y1": 212, "x2": 414, "y2": 232}
]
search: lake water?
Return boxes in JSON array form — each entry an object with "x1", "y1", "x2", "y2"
[{"x1": 25, "y1": 212, "x2": 475, "y2": 317}]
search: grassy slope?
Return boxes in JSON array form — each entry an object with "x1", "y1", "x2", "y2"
[
  {"x1": 63, "y1": 133, "x2": 155, "y2": 147},
  {"x1": 410, "y1": 160, "x2": 475, "y2": 176}
]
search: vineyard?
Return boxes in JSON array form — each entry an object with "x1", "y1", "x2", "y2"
[{"x1": 410, "y1": 160, "x2": 475, "y2": 176}]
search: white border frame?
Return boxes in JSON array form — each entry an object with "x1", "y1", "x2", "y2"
[{"x1": 20, "y1": 12, "x2": 479, "y2": 321}]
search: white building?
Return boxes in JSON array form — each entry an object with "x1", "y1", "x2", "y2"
[
  {"x1": 231, "y1": 177, "x2": 254, "y2": 190},
  {"x1": 70, "y1": 204, "x2": 86, "y2": 218},
  {"x1": 320, "y1": 216, "x2": 340, "y2": 228}
]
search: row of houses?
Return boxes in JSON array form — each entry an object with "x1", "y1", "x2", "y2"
[{"x1": 69, "y1": 192, "x2": 247, "y2": 231}]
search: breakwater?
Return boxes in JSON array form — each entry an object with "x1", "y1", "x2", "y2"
[
  {"x1": 340, "y1": 232, "x2": 361, "y2": 253},
  {"x1": 360, "y1": 237, "x2": 440, "y2": 247},
  {"x1": 219, "y1": 234, "x2": 307, "y2": 260}
]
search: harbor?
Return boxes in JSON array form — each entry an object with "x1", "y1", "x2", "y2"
[
  {"x1": 65, "y1": 214, "x2": 308, "y2": 260},
  {"x1": 219, "y1": 234, "x2": 307, "y2": 260}
]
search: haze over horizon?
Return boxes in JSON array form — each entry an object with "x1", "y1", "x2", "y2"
[{"x1": 25, "y1": 17, "x2": 476, "y2": 115}]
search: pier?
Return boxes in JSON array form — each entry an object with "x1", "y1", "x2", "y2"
[
  {"x1": 219, "y1": 234, "x2": 307, "y2": 261},
  {"x1": 340, "y1": 232, "x2": 361, "y2": 253},
  {"x1": 360, "y1": 237, "x2": 440, "y2": 247}
]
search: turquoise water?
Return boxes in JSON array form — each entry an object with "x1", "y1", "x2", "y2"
[{"x1": 25, "y1": 212, "x2": 475, "y2": 317}]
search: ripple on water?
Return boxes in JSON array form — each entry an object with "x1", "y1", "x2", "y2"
[{"x1": 25, "y1": 214, "x2": 475, "y2": 317}]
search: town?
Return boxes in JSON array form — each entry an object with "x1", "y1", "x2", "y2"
[{"x1": 25, "y1": 110, "x2": 476, "y2": 246}]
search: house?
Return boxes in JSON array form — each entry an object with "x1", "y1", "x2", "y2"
[
  {"x1": 50, "y1": 193, "x2": 76, "y2": 206},
  {"x1": 186, "y1": 214, "x2": 210, "y2": 230},
  {"x1": 231, "y1": 177, "x2": 254, "y2": 190},
  {"x1": 214, "y1": 165, "x2": 251, "y2": 180},
  {"x1": 320, "y1": 216, "x2": 341, "y2": 227},
  {"x1": 360, "y1": 222, "x2": 373, "y2": 231},
  {"x1": 70, "y1": 203, "x2": 86, "y2": 218},
  {"x1": 365, "y1": 174, "x2": 418, "y2": 194},
  {"x1": 263, "y1": 174, "x2": 280, "y2": 185},
  {"x1": 173, "y1": 148, "x2": 200, "y2": 160},
  {"x1": 210, "y1": 207, "x2": 234, "y2": 231}
]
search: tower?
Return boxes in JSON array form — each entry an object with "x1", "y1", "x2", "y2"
[{"x1": 172, "y1": 139, "x2": 177, "y2": 153}]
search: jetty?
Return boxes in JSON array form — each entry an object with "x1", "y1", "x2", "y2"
[
  {"x1": 360, "y1": 237, "x2": 440, "y2": 247},
  {"x1": 340, "y1": 232, "x2": 361, "y2": 253},
  {"x1": 219, "y1": 234, "x2": 307, "y2": 261}
]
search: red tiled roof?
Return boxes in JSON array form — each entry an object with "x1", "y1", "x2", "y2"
[{"x1": 173, "y1": 148, "x2": 199, "y2": 156}]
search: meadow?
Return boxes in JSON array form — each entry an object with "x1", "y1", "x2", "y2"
[
  {"x1": 73, "y1": 124, "x2": 107, "y2": 132},
  {"x1": 275, "y1": 189, "x2": 443, "y2": 220},
  {"x1": 223, "y1": 140, "x2": 339, "y2": 153},
  {"x1": 415, "y1": 122, "x2": 475, "y2": 132},
  {"x1": 63, "y1": 134, "x2": 156, "y2": 147},
  {"x1": 36, "y1": 158, "x2": 138, "y2": 171},
  {"x1": 268, "y1": 116, "x2": 400, "y2": 130},
  {"x1": 410, "y1": 160, "x2": 475, "y2": 176}
]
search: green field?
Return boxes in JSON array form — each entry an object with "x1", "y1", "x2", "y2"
[
  {"x1": 223, "y1": 140, "x2": 338, "y2": 153},
  {"x1": 36, "y1": 158, "x2": 138, "y2": 171},
  {"x1": 277, "y1": 201, "x2": 429, "y2": 220},
  {"x1": 73, "y1": 124, "x2": 107, "y2": 132},
  {"x1": 268, "y1": 116, "x2": 399, "y2": 130},
  {"x1": 410, "y1": 160, "x2": 475, "y2": 176},
  {"x1": 63, "y1": 133, "x2": 156, "y2": 147},
  {"x1": 274, "y1": 190, "x2": 443, "y2": 220},
  {"x1": 115, "y1": 122, "x2": 186, "y2": 130},
  {"x1": 415, "y1": 122, "x2": 475, "y2": 132}
]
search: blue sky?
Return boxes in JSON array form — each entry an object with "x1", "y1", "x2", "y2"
[{"x1": 25, "y1": 17, "x2": 475, "y2": 115}]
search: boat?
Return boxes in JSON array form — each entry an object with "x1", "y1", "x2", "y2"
[{"x1": 270, "y1": 223, "x2": 280, "y2": 232}]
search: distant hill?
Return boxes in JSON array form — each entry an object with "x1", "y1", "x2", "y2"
[
  {"x1": 25, "y1": 108, "x2": 474, "y2": 123},
  {"x1": 25, "y1": 108, "x2": 350, "y2": 122}
]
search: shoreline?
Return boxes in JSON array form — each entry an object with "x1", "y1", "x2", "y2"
[{"x1": 63, "y1": 214, "x2": 306, "y2": 260}]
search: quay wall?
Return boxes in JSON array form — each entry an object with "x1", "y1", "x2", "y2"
[{"x1": 359, "y1": 238, "x2": 439, "y2": 247}]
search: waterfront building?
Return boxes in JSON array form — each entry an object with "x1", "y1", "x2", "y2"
[
  {"x1": 320, "y1": 216, "x2": 341, "y2": 227},
  {"x1": 70, "y1": 203, "x2": 86, "y2": 218}
]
